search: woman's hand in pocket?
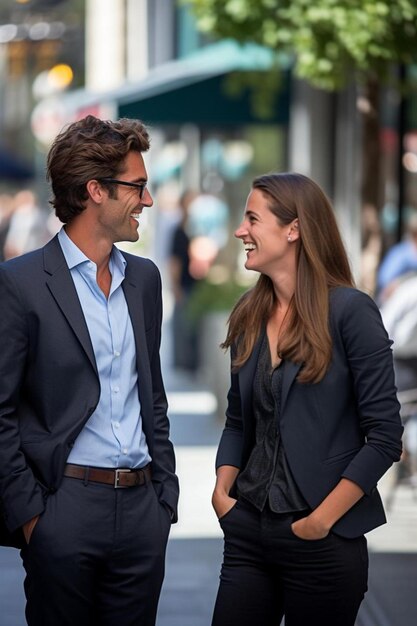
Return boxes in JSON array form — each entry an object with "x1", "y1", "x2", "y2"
[
  {"x1": 291, "y1": 514, "x2": 330, "y2": 541},
  {"x1": 212, "y1": 491, "x2": 237, "y2": 520},
  {"x1": 22, "y1": 515, "x2": 40, "y2": 545}
]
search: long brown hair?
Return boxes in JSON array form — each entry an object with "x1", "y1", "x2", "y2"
[{"x1": 222, "y1": 173, "x2": 354, "y2": 383}]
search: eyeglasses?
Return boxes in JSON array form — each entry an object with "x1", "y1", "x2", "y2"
[{"x1": 98, "y1": 178, "x2": 147, "y2": 200}]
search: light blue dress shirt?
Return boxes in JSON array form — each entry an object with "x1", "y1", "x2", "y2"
[{"x1": 58, "y1": 227, "x2": 151, "y2": 469}]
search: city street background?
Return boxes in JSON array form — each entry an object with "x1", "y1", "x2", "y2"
[{"x1": 1, "y1": 2, "x2": 417, "y2": 625}]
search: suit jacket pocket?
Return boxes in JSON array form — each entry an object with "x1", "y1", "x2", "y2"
[{"x1": 323, "y1": 447, "x2": 362, "y2": 466}]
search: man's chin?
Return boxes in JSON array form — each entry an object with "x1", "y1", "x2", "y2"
[{"x1": 129, "y1": 229, "x2": 140, "y2": 242}]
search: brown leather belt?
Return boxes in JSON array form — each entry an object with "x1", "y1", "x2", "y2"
[{"x1": 64, "y1": 463, "x2": 152, "y2": 488}]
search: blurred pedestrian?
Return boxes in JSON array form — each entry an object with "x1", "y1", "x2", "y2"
[
  {"x1": 377, "y1": 210, "x2": 417, "y2": 302},
  {"x1": 211, "y1": 173, "x2": 403, "y2": 626},
  {"x1": 380, "y1": 272, "x2": 417, "y2": 506},
  {"x1": 380, "y1": 271, "x2": 417, "y2": 393},
  {"x1": 3, "y1": 189, "x2": 49, "y2": 260},
  {"x1": 0, "y1": 193, "x2": 14, "y2": 262},
  {"x1": 169, "y1": 189, "x2": 199, "y2": 371},
  {"x1": 0, "y1": 115, "x2": 178, "y2": 626}
]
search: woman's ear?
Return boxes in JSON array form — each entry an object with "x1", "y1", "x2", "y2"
[{"x1": 288, "y1": 219, "x2": 300, "y2": 241}]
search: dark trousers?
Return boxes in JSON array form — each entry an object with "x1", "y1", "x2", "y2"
[
  {"x1": 21, "y1": 476, "x2": 171, "y2": 626},
  {"x1": 212, "y1": 500, "x2": 368, "y2": 626}
]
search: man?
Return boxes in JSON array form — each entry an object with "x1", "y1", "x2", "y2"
[
  {"x1": 0, "y1": 115, "x2": 179, "y2": 626},
  {"x1": 169, "y1": 189, "x2": 199, "y2": 371}
]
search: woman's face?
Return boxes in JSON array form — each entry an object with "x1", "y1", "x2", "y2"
[{"x1": 235, "y1": 188, "x2": 296, "y2": 276}]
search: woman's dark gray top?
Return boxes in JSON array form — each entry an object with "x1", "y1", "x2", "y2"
[{"x1": 236, "y1": 332, "x2": 308, "y2": 513}]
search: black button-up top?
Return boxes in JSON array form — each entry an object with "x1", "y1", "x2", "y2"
[{"x1": 237, "y1": 332, "x2": 308, "y2": 513}]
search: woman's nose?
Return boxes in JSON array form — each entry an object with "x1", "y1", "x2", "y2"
[{"x1": 235, "y1": 222, "x2": 246, "y2": 239}]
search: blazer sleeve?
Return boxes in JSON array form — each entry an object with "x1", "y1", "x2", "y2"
[
  {"x1": 0, "y1": 266, "x2": 45, "y2": 533},
  {"x1": 215, "y1": 347, "x2": 245, "y2": 470},
  {"x1": 336, "y1": 289, "x2": 403, "y2": 495},
  {"x1": 147, "y1": 265, "x2": 179, "y2": 521}
]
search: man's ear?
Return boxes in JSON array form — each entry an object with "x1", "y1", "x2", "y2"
[{"x1": 86, "y1": 179, "x2": 105, "y2": 204}]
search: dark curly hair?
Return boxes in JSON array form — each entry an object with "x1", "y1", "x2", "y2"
[{"x1": 46, "y1": 115, "x2": 150, "y2": 223}]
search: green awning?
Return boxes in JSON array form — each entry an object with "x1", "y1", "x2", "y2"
[
  {"x1": 116, "y1": 40, "x2": 290, "y2": 125},
  {"x1": 63, "y1": 41, "x2": 290, "y2": 127}
]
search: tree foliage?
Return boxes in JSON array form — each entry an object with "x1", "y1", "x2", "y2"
[{"x1": 184, "y1": 0, "x2": 417, "y2": 90}]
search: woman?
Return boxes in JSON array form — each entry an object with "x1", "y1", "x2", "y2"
[{"x1": 211, "y1": 173, "x2": 403, "y2": 626}]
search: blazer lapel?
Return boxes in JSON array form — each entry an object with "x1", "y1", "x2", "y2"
[
  {"x1": 238, "y1": 327, "x2": 302, "y2": 420},
  {"x1": 238, "y1": 333, "x2": 263, "y2": 420},
  {"x1": 121, "y1": 266, "x2": 152, "y2": 420},
  {"x1": 281, "y1": 360, "x2": 302, "y2": 414},
  {"x1": 43, "y1": 236, "x2": 97, "y2": 374}
]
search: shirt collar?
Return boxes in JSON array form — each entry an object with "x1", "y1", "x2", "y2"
[{"x1": 57, "y1": 227, "x2": 127, "y2": 277}]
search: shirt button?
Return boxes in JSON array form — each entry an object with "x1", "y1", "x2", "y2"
[
  {"x1": 123, "y1": 448, "x2": 128, "y2": 455},
  {"x1": 114, "y1": 421, "x2": 120, "y2": 429},
  {"x1": 114, "y1": 351, "x2": 120, "y2": 357},
  {"x1": 113, "y1": 386, "x2": 119, "y2": 393}
]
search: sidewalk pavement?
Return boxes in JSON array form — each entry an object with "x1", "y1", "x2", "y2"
[{"x1": 1, "y1": 338, "x2": 417, "y2": 625}]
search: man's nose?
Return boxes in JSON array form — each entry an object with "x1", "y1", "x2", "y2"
[{"x1": 142, "y1": 188, "x2": 153, "y2": 207}]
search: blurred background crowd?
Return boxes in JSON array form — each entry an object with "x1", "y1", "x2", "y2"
[{"x1": 1, "y1": 0, "x2": 417, "y2": 408}]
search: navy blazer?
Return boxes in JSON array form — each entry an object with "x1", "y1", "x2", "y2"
[
  {"x1": 0, "y1": 235, "x2": 179, "y2": 548},
  {"x1": 216, "y1": 287, "x2": 403, "y2": 538}
]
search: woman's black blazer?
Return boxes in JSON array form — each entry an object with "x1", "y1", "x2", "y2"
[{"x1": 216, "y1": 287, "x2": 403, "y2": 538}]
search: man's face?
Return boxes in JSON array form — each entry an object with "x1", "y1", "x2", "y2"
[{"x1": 98, "y1": 151, "x2": 153, "y2": 244}]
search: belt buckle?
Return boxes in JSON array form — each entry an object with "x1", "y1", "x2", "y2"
[{"x1": 114, "y1": 468, "x2": 131, "y2": 488}]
